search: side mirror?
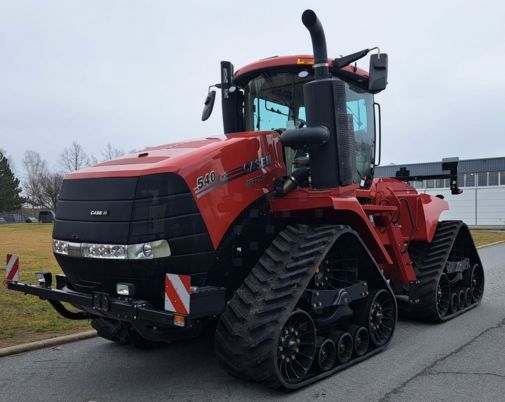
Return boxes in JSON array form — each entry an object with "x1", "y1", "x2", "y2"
[
  {"x1": 201, "y1": 90, "x2": 216, "y2": 121},
  {"x1": 368, "y1": 53, "x2": 388, "y2": 93}
]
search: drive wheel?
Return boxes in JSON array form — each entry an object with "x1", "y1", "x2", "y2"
[
  {"x1": 469, "y1": 264, "x2": 484, "y2": 303},
  {"x1": 275, "y1": 309, "x2": 316, "y2": 385},
  {"x1": 362, "y1": 289, "x2": 396, "y2": 347},
  {"x1": 436, "y1": 273, "x2": 451, "y2": 317}
]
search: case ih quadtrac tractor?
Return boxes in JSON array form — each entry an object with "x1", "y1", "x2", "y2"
[{"x1": 8, "y1": 9, "x2": 484, "y2": 389}]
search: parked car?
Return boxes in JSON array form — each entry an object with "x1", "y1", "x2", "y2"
[
  {"x1": 25, "y1": 217, "x2": 38, "y2": 223},
  {"x1": 38, "y1": 211, "x2": 55, "y2": 223},
  {"x1": 2, "y1": 214, "x2": 26, "y2": 223}
]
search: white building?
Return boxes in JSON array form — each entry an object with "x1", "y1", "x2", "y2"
[{"x1": 376, "y1": 157, "x2": 505, "y2": 227}]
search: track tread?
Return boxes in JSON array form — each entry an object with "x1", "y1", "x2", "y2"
[
  {"x1": 214, "y1": 224, "x2": 346, "y2": 388},
  {"x1": 402, "y1": 220, "x2": 481, "y2": 321}
]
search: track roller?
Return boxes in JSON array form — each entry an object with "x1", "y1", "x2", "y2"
[
  {"x1": 350, "y1": 325, "x2": 369, "y2": 356},
  {"x1": 458, "y1": 289, "x2": 466, "y2": 310},
  {"x1": 316, "y1": 337, "x2": 336, "y2": 372},
  {"x1": 465, "y1": 288, "x2": 472, "y2": 307},
  {"x1": 450, "y1": 293, "x2": 459, "y2": 313},
  {"x1": 330, "y1": 331, "x2": 353, "y2": 364}
]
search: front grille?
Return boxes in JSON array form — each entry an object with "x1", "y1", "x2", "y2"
[{"x1": 53, "y1": 173, "x2": 215, "y2": 307}]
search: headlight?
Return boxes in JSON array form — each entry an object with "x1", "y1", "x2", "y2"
[
  {"x1": 82, "y1": 243, "x2": 127, "y2": 259},
  {"x1": 52, "y1": 240, "x2": 80, "y2": 257},
  {"x1": 53, "y1": 239, "x2": 171, "y2": 260},
  {"x1": 52, "y1": 239, "x2": 68, "y2": 255},
  {"x1": 127, "y1": 240, "x2": 171, "y2": 260}
]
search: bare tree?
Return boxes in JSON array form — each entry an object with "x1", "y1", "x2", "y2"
[
  {"x1": 101, "y1": 143, "x2": 124, "y2": 161},
  {"x1": 23, "y1": 150, "x2": 63, "y2": 211},
  {"x1": 38, "y1": 172, "x2": 64, "y2": 211},
  {"x1": 60, "y1": 141, "x2": 90, "y2": 172},
  {"x1": 23, "y1": 150, "x2": 47, "y2": 206},
  {"x1": 89, "y1": 155, "x2": 99, "y2": 166}
]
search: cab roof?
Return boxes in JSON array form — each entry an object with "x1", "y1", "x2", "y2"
[{"x1": 234, "y1": 55, "x2": 369, "y2": 84}]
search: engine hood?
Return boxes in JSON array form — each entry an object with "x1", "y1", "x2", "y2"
[{"x1": 66, "y1": 137, "x2": 227, "y2": 180}]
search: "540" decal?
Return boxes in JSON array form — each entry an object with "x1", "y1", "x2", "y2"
[{"x1": 196, "y1": 171, "x2": 216, "y2": 191}]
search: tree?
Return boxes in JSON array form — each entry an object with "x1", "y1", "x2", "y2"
[
  {"x1": 0, "y1": 150, "x2": 24, "y2": 212},
  {"x1": 60, "y1": 141, "x2": 90, "y2": 172},
  {"x1": 38, "y1": 172, "x2": 64, "y2": 211},
  {"x1": 101, "y1": 143, "x2": 124, "y2": 161},
  {"x1": 23, "y1": 150, "x2": 62, "y2": 211}
]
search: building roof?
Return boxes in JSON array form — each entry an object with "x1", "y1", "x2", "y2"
[{"x1": 375, "y1": 157, "x2": 505, "y2": 177}]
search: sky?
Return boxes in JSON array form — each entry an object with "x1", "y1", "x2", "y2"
[{"x1": 1, "y1": 0, "x2": 504, "y2": 177}]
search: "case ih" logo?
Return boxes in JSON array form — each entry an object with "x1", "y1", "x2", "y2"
[{"x1": 90, "y1": 210, "x2": 110, "y2": 216}]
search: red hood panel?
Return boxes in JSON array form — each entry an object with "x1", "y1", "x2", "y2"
[{"x1": 66, "y1": 137, "x2": 226, "y2": 179}]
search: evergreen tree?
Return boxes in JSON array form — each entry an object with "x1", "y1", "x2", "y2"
[{"x1": 0, "y1": 150, "x2": 24, "y2": 212}]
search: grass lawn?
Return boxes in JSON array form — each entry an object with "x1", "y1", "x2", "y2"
[
  {"x1": 0, "y1": 224, "x2": 89, "y2": 348},
  {"x1": 0, "y1": 223, "x2": 504, "y2": 349},
  {"x1": 470, "y1": 230, "x2": 505, "y2": 248}
]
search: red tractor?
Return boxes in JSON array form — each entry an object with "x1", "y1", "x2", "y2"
[{"x1": 7, "y1": 10, "x2": 484, "y2": 389}]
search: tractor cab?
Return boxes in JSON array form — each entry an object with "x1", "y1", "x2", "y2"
[{"x1": 203, "y1": 51, "x2": 387, "y2": 188}]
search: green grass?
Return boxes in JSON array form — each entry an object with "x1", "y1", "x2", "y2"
[
  {"x1": 0, "y1": 224, "x2": 504, "y2": 348},
  {"x1": 470, "y1": 230, "x2": 505, "y2": 247},
  {"x1": 0, "y1": 224, "x2": 88, "y2": 347}
]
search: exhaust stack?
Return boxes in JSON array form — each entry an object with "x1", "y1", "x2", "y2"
[
  {"x1": 281, "y1": 9, "x2": 356, "y2": 189},
  {"x1": 301, "y1": 10, "x2": 329, "y2": 80}
]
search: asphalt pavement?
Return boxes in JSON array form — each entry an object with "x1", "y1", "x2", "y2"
[{"x1": 1, "y1": 243, "x2": 504, "y2": 402}]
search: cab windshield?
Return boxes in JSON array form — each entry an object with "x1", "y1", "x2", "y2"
[{"x1": 243, "y1": 71, "x2": 375, "y2": 180}]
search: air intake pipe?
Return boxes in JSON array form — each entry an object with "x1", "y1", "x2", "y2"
[{"x1": 280, "y1": 9, "x2": 356, "y2": 189}]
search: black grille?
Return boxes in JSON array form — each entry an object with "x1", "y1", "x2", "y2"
[{"x1": 54, "y1": 173, "x2": 215, "y2": 307}]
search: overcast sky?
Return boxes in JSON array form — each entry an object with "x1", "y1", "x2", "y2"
[{"x1": 1, "y1": 0, "x2": 504, "y2": 176}]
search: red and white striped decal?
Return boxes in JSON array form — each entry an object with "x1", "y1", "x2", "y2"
[
  {"x1": 4, "y1": 254, "x2": 19, "y2": 285},
  {"x1": 164, "y1": 273, "x2": 191, "y2": 315}
]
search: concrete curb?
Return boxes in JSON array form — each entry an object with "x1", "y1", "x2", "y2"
[
  {"x1": 0, "y1": 329, "x2": 97, "y2": 358},
  {"x1": 477, "y1": 240, "x2": 505, "y2": 249}
]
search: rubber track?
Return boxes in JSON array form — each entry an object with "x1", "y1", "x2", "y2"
[
  {"x1": 404, "y1": 220, "x2": 478, "y2": 321},
  {"x1": 214, "y1": 224, "x2": 350, "y2": 388}
]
